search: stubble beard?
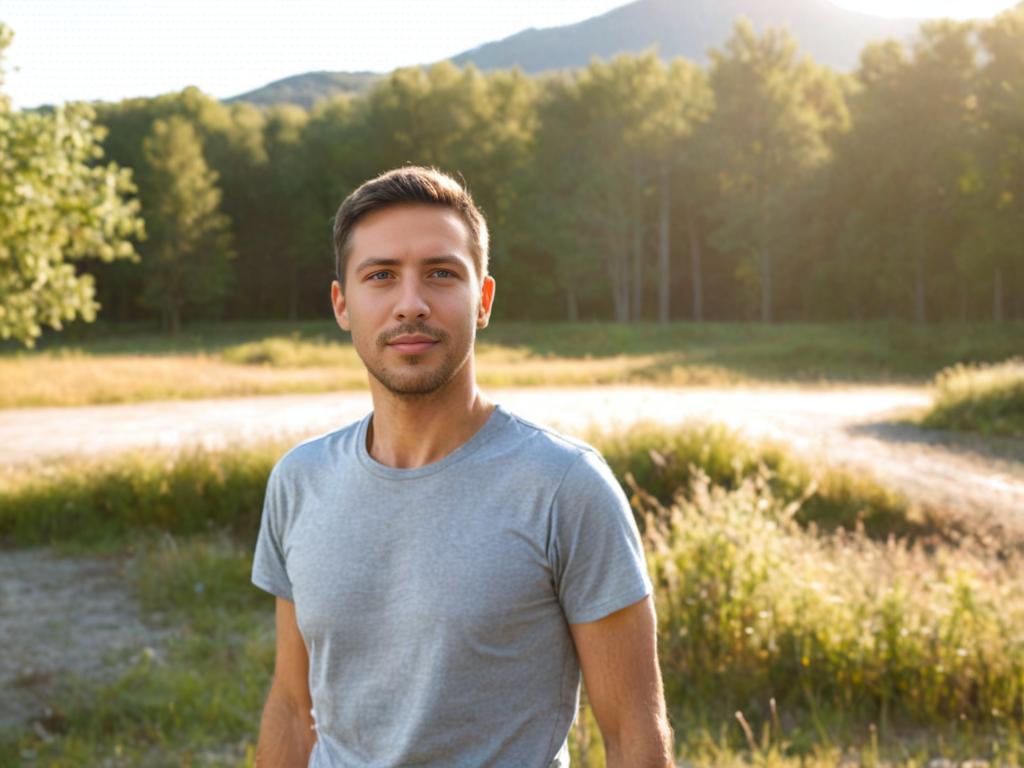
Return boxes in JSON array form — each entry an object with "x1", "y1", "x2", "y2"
[{"x1": 365, "y1": 324, "x2": 474, "y2": 398}]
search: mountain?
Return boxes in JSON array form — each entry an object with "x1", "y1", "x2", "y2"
[
  {"x1": 225, "y1": 71, "x2": 381, "y2": 109},
  {"x1": 227, "y1": 0, "x2": 928, "y2": 107},
  {"x1": 449, "y1": 0, "x2": 921, "y2": 73}
]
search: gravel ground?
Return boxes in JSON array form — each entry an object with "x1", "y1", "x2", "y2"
[{"x1": 0, "y1": 548, "x2": 172, "y2": 728}]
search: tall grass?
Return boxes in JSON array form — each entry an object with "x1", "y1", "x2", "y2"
[
  {"x1": 3, "y1": 476, "x2": 1021, "y2": 765},
  {"x1": 638, "y1": 469, "x2": 1024, "y2": 737},
  {"x1": 922, "y1": 357, "x2": 1024, "y2": 438},
  {"x1": 0, "y1": 422, "x2": 942, "y2": 549},
  {"x1": 589, "y1": 422, "x2": 930, "y2": 541},
  {"x1": 0, "y1": 445, "x2": 282, "y2": 548}
]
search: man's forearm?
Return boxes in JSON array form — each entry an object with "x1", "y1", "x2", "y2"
[
  {"x1": 605, "y1": 717, "x2": 675, "y2": 768},
  {"x1": 256, "y1": 686, "x2": 316, "y2": 767}
]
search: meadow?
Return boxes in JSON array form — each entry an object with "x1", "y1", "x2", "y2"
[
  {"x1": 1, "y1": 421, "x2": 1021, "y2": 766},
  {"x1": 2, "y1": 320, "x2": 1023, "y2": 408}
]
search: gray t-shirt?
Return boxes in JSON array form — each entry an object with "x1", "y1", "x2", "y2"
[{"x1": 251, "y1": 403, "x2": 652, "y2": 768}]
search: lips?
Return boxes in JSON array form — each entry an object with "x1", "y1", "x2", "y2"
[{"x1": 387, "y1": 335, "x2": 438, "y2": 355}]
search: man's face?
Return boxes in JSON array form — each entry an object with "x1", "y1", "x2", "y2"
[{"x1": 331, "y1": 203, "x2": 495, "y2": 398}]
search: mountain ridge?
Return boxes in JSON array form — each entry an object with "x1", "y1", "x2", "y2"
[{"x1": 226, "y1": 0, "x2": 928, "y2": 108}]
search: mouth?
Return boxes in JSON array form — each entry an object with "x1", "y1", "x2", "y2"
[{"x1": 386, "y1": 335, "x2": 439, "y2": 355}]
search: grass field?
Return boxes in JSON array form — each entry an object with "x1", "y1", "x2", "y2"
[
  {"x1": 1, "y1": 422, "x2": 1021, "y2": 766},
  {"x1": 2, "y1": 320, "x2": 1022, "y2": 408}
]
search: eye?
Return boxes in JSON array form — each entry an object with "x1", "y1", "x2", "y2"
[
  {"x1": 431, "y1": 269, "x2": 457, "y2": 279},
  {"x1": 367, "y1": 271, "x2": 392, "y2": 281}
]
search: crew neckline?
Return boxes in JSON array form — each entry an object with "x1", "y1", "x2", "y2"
[{"x1": 355, "y1": 403, "x2": 510, "y2": 480}]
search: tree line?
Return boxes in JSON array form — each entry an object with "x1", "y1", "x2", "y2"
[{"x1": 2, "y1": 12, "x2": 1024, "y2": 344}]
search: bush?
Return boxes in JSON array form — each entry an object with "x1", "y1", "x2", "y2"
[{"x1": 922, "y1": 357, "x2": 1024, "y2": 438}]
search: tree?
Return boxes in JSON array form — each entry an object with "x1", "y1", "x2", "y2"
[
  {"x1": 966, "y1": 6, "x2": 1024, "y2": 321},
  {"x1": 832, "y1": 22, "x2": 977, "y2": 323},
  {"x1": 650, "y1": 59, "x2": 712, "y2": 323},
  {"x1": 137, "y1": 115, "x2": 234, "y2": 333},
  {"x1": 703, "y1": 19, "x2": 843, "y2": 323},
  {"x1": 0, "y1": 22, "x2": 144, "y2": 346},
  {"x1": 261, "y1": 104, "x2": 317, "y2": 319},
  {"x1": 527, "y1": 53, "x2": 676, "y2": 323}
]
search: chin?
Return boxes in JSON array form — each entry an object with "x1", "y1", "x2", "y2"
[{"x1": 372, "y1": 367, "x2": 453, "y2": 397}]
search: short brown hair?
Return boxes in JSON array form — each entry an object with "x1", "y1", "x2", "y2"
[{"x1": 332, "y1": 166, "x2": 489, "y2": 288}]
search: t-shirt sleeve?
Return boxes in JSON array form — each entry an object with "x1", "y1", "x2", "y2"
[
  {"x1": 550, "y1": 449, "x2": 653, "y2": 625},
  {"x1": 251, "y1": 463, "x2": 294, "y2": 602}
]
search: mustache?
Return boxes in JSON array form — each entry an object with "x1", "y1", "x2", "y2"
[{"x1": 377, "y1": 323, "x2": 448, "y2": 346}]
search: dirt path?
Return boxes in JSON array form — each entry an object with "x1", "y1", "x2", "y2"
[
  {"x1": 2, "y1": 385, "x2": 1022, "y2": 730},
  {"x1": 5, "y1": 385, "x2": 1023, "y2": 530}
]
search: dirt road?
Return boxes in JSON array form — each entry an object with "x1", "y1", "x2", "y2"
[{"x1": 5, "y1": 385, "x2": 1023, "y2": 533}]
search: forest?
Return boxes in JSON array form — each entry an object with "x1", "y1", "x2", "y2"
[{"x1": 3, "y1": 11, "x2": 1024, "y2": 343}]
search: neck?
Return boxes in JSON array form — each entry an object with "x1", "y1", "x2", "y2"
[{"x1": 365, "y1": 359, "x2": 494, "y2": 469}]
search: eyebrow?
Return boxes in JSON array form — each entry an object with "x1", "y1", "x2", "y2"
[{"x1": 353, "y1": 255, "x2": 468, "y2": 273}]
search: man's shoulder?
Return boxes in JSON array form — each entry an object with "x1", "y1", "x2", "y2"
[
  {"x1": 494, "y1": 406, "x2": 607, "y2": 478},
  {"x1": 269, "y1": 415, "x2": 365, "y2": 483}
]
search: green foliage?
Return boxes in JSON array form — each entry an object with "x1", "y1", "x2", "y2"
[
  {"x1": 137, "y1": 115, "x2": 235, "y2": 332},
  {"x1": 702, "y1": 19, "x2": 848, "y2": 323},
  {"x1": 0, "y1": 23, "x2": 145, "y2": 347},
  {"x1": 522, "y1": 52, "x2": 713, "y2": 322},
  {"x1": 922, "y1": 357, "x2": 1024, "y2": 438},
  {"x1": 10, "y1": 11, "x2": 1024, "y2": 329}
]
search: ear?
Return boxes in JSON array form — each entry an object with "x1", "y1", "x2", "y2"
[
  {"x1": 477, "y1": 275, "x2": 496, "y2": 329},
  {"x1": 331, "y1": 280, "x2": 350, "y2": 331}
]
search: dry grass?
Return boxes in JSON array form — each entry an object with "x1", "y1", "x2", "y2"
[
  {"x1": 0, "y1": 343, "x2": 751, "y2": 409},
  {"x1": 5, "y1": 320, "x2": 1022, "y2": 409},
  {"x1": 0, "y1": 351, "x2": 368, "y2": 408}
]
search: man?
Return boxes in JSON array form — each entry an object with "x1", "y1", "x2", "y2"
[{"x1": 251, "y1": 166, "x2": 674, "y2": 767}]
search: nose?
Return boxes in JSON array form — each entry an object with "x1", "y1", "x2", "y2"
[{"x1": 393, "y1": 278, "x2": 430, "y2": 321}]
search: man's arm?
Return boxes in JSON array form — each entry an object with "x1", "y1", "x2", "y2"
[
  {"x1": 569, "y1": 595, "x2": 674, "y2": 768},
  {"x1": 256, "y1": 597, "x2": 316, "y2": 767}
]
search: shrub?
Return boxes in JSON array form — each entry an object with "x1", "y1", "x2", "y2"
[{"x1": 922, "y1": 357, "x2": 1024, "y2": 438}]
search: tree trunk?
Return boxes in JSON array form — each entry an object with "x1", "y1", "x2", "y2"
[
  {"x1": 632, "y1": 219, "x2": 643, "y2": 322},
  {"x1": 760, "y1": 250, "x2": 772, "y2": 324},
  {"x1": 566, "y1": 287, "x2": 579, "y2": 322},
  {"x1": 914, "y1": 248, "x2": 927, "y2": 324},
  {"x1": 993, "y1": 265, "x2": 1004, "y2": 324},
  {"x1": 613, "y1": 276, "x2": 630, "y2": 323},
  {"x1": 631, "y1": 164, "x2": 644, "y2": 323},
  {"x1": 608, "y1": 240, "x2": 630, "y2": 324},
  {"x1": 685, "y1": 200, "x2": 703, "y2": 323},
  {"x1": 288, "y1": 260, "x2": 300, "y2": 322},
  {"x1": 658, "y1": 166, "x2": 671, "y2": 324}
]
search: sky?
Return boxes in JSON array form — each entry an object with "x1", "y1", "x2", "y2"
[{"x1": 0, "y1": 0, "x2": 1019, "y2": 109}]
